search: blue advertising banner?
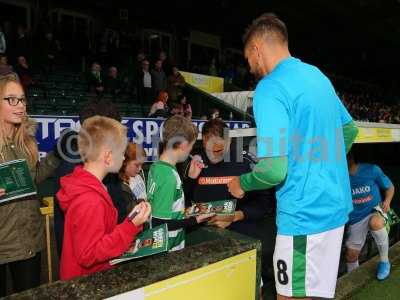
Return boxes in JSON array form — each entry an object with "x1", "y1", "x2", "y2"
[{"x1": 32, "y1": 115, "x2": 251, "y2": 161}]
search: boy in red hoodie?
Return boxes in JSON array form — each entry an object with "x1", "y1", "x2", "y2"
[{"x1": 57, "y1": 116, "x2": 151, "y2": 280}]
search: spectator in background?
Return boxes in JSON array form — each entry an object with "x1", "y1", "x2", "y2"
[
  {"x1": 0, "y1": 25, "x2": 6, "y2": 54},
  {"x1": 151, "y1": 59, "x2": 167, "y2": 96},
  {"x1": 15, "y1": 56, "x2": 34, "y2": 91},
  {"x1": 200, "y1": 115, "x2": 208, "y2": 121},
  {"x1": 167, "y1": 66, "x2": 186, "y2": 102},
  {"x1": 159, "y1": 50, "x2": 172, "y2": 76},
  {"x1": 179, "y1": 95, "x2": 192, "y2": 119},
  {"x1": 127, "y1": 51, "x2": 146, "y2": 96},
  {"x1": 15, "y1": 26, "x2": 28, "y2": 59},
  {"x1": 149, "y1": 91, "x2": 169, "y2": 118},
  {"x1": 131, "y1": 51, "x2": 146, "y2": 78},
  {"x1": 87, "y1": 62, "x2": 104, "y2": 95},
  {"x1": 42, "y1": 32, "x2": 59, "y2": 73},
  {"x1": 136, "y1": 59, "x2": 153, "y2": 111},
  {"x1": 170, "y1": 102, "x2": 183, "y2": 116},
  {"x1": 208, "y1": 108, "x2": 220, "y2": 120},
  {"x1": 170, "y1": 97, "x2": 192, "y2": 120},
  {"x1": 0, "y1": 54, "x2": 14, "y2": 77},
  {"x1": 209, "y1": 57, "x2": 218, "y2": 76},
  {"x1": 339, "y1": 91, "x2": 400, "y2": 124},
  {"x1": 137, "y1": 52, "x2": 146, "y2": 64},
  {"x1": 105, "y1": 66, "x2": 123, "y2": 96}
]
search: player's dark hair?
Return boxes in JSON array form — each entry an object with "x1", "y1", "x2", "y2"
[{"x1": 243, "y1": 13, "x2": 288, "y2": 48}]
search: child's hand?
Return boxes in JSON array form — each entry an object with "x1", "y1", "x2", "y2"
[
  {"x1": 209, "y1": 220, "x2": 232, "y2": 229},
  {"x1": 195, "y1": 213, "x2": 215, "y2": 224},
  {"x1": 130, "y1": 202, "x2": 152, "y2": 227},
  {"x1": 188, "y1": 155, "x2": 205, "y2": 179},
  {"x1": 210, "y1": 214, "x2": 235, "y2": 223},
  {"x1": 0, "y1": 189, "x2": 6, "y2": 197},
  {"x1": 383, "y1": 200, "x2": 391, "y2": 213}
]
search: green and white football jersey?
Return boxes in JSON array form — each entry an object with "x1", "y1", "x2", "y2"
[{"x1": 147, "y1": 160, "x2": 185, "y2": 251}]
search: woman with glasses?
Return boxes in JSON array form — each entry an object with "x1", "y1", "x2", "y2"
[{"x1": 0, "y1": 75, "x2": 60, "y2": 296}]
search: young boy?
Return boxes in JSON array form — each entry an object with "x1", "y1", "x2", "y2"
[
  {"x1": 57, "y1": 116, "x2": 151, "y2": 280},
  {"x1": 346, "y1": 151, "x2": 395, "y2": 280},
  {"x1": 148, "y1": 115, "x2": 212, "y2": 251}
]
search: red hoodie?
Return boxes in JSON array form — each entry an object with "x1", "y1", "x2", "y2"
[{"x1": 57, "y1": 165, "x2": 142, "y2": 280}]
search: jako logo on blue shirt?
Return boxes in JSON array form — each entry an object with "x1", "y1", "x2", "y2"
[
  {"x1": 349, "y1": 163, "x2": 392, "y2": 225},
  {"x1": 352, "y1": 185, "x2": 371, "y2": 196}
]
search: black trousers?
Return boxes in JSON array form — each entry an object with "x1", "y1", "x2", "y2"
[
  {"x1": 0, "y1": 252, "x2": 41, "y2": 297},
  {"x1": 143, "y1": 87, "x2": 154, "y2": 105}
]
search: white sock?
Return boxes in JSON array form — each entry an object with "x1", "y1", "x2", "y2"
[
  {"x1": 371, "y1": 228, "x2": 389, "y2": 262},
  {"x1": 347, "y1": 261, "x2": 359, "y2": 273}
]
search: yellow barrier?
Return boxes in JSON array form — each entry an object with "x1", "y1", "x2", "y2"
[
  {"x1": 355, "y1": 124, "x2": 400, "y2": 143},
  {"x1": 180, "y1": 71, "x2": 224, "y2": 94},
  {"x1": 41, "y1": 197, "x2": 54, "y2": 283},
  {"x1": 107, "y1": 249, "x2": 257, "y2": 300}
]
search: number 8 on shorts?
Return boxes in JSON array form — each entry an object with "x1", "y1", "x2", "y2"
[{"x1": 273, "y1": 226, "x2": 344, "y2": 298}]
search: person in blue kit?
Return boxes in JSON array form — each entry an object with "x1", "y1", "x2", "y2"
[
  {"x1": 345, "y1": 151, "x2": 395, "y2": 280},
  {"x1": 227, "y1": 13, "x2": 359, "y2": 299}
]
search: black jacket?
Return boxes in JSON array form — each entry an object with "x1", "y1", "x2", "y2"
[
  {"x1": 183, "y1": 148, "x2": 276, "y2": 235},
  {"x1": 53, "y1": 129, "x2": 128, "y2": 256},
  {"x1": 87, "y1": 72, "x2": 103, "y2": 92},
  {"x1": 105, "y1": 76, "x2": 123, "y2": 95}
]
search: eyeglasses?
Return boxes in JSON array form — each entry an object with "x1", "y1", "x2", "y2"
[{"x1": 3, "y1": 96, "x2": 27, "y2": 106}]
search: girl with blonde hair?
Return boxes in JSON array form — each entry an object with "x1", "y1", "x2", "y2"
[{"x1": 0, "y1": 75, "x2": 60, "y2": 296}]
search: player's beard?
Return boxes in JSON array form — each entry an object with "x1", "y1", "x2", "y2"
[
  {"x1": 249, "y1": 61, "x2": 264, "y2": 81},
  {"x1": 253, "y1": 63, "x2": 264, "y2": 81}
]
